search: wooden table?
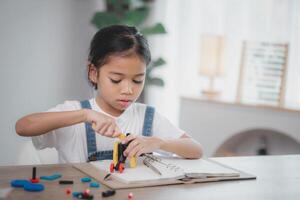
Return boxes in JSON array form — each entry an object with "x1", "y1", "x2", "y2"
[{"x1": 0, "y1": 155, "x2": 299, "y2": 200}]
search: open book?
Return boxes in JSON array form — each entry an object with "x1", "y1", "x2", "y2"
[{"x1": 90, "y1": 155, "x2": 240, "y2": 184}]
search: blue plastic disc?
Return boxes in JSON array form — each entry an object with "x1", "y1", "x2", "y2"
[
  {"x1": 40, "y1": 173, "x2": 62, "y2": 181},
  {"x1": 89, "y1": 182, "x2": 100, "y2": 188},
  {"x1": 23, "y1": 182, "x2": 44, "y2": 192},
  {"x1": 72, "y1": 191, "x2": 81, "y2": 197},
  {"x1": 10, "y1": 179, "x2": 30, "y2": 188},
  {"x1": 81, "y1": 177, "x2": 91, "y2": 182}
]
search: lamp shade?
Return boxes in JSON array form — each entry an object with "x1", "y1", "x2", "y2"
[{"x1": 199, "y1": 35, "x2": 225, "y2": 77}]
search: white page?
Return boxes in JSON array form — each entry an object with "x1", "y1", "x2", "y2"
[
  {"x1": 91, "y1": 159, "x2": 181, "y2": 183},
  {"x1": 90, "y1": 157, "x2": 239, "y2": 184},
  {"x1": 161, "y1": 157, "x2": 239, "y2": 176}
]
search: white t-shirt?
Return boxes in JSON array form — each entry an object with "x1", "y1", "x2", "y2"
[{"x1": 32, "y1": 98, "x2": 185, "y2": 163}]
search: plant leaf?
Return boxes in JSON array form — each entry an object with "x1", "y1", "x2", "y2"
[
  {"x1": 147, "y1": 57, "x2": 166, "y2": 74},
  {"x1": 151, "y1": 57, "x2": 166, "y2": 67},
  {"x1": 146, "y1": 77, "x2": 164, "y2": 87},
  {"x1": 123, "y1": 7, "x2": 150, "y2": 26},
  {"x1": 91, "y1": 12, "x2": 121, "y2": 29},
  {"x1": 106, "y1": 0, "x2": 131, "y2": 13},
  {"x1": 141, "y1": 23, "x2": 167, "y2": 35}
]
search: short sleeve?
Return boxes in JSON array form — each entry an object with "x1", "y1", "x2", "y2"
[
  {"x1": 31, "y1": 100, "x2": 80, "y2": 150},
  {"x1": 152, "y1": 111, "x2": 185, "y2": 139}
]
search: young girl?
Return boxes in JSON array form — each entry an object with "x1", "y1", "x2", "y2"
[{"x1": 16, "y1": 25, "x2": 203, "y2": 163}]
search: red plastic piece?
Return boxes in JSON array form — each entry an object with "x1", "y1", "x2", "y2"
[
  {"x1": 83, "y1": 189, "x2": 90, "y2": 197},
  {"x1": 110, "y1": 163, "x2": 114, "y2": 173},
  {"x1": 128, "y1": 192, "x2": 133, "y2": 200},
  {"x1": 30, "y1": 178, "x2": 39, "y2": 183},
  {"x1": 66, "y1": 188, "x2": 71, "y2": 195},
  {"x1": 118, "y1": 163, "x2": 124, "y2": 173}
]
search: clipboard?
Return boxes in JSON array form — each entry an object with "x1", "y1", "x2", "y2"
[{"x1": 73, "y1": 157, "x2": 256, "y2": 189}]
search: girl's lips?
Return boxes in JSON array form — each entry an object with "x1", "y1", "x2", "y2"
[{"x1": 118, "y1": 100, "x2": 132, "y2": 108}]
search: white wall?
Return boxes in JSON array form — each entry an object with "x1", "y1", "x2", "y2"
[
  {"x1": 180, "y1": 97, "x2": 300, "y2": 156},
  {"x1": 0, "y1": 0, "x2": 104, "y2": 165}
]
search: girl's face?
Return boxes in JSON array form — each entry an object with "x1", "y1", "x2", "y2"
[{"x1": 90, "y1": 54, "x2": 146, "y2": 116}]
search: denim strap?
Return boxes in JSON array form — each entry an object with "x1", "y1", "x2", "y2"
[
  {"x1": 142, "y1": 106, "x2": 155, "y2": 137},
  {"x1": 86, "y1": 150, "x2": 113, "y2": 162},
  {"x1": 80, "y1": 100, "x2": 97, "y2": 160}
]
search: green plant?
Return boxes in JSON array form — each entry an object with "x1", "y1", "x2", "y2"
[{"x1": 91, "y1": 0, "x2": 167, "y2": 102}]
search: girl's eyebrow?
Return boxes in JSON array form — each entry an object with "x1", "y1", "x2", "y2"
[
  {"x1": 109, "y1": 72, "x2": 123, "y2": 76},
  {"x1": 135, "y1": 73, "x2": 145, "y2": 77},
  {"x1": 109, "y1": 72, "x2": 145, "y2": 76}
]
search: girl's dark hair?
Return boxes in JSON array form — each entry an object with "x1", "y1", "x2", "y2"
[{"x1": 88, "y1": 25, "x2": 151, "y2": 89}]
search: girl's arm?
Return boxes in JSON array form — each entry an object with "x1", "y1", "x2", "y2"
[
  {"x1": 16, "y1": 109, "x2": 120, "y2": 137},
  {"x1": 123, "y1": 133, "x2": 203, "y2": 159},
  {"x1": 159, "y1": 134, "x2": 203, "y2": 159}
]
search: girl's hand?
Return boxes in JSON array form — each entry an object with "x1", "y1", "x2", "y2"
[
  {"x1": 84, "y1": 109, "x2": 121, "y2": 138},
  {"x1": 123, "y1": 135, "x2": 165, "y2": 158}
]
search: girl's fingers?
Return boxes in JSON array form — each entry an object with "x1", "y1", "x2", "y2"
[
  {"x1": 123, "y1": 134, "x2": 137, "y2": 144},
  {"x1": 92, "y1": 121, "x2": 103, "y2": 132},
  {"x1": 93, "y1": 122, "x2": 104, "y2": 133},
  {"x1": 128, "y1": 144, "x2": 143, "y2": 158},
  {"x1": 98, "y1": 122, "x2": 111, "y2": 135},
  {"x1": 91, "y1": 118, "x2": 120, "y2": 138},
  {"x1": 112, "y1": 127, "x2": 122, "y2": 137},
  {"x1": 136, "y1": 148, "x2": 147, "y2": 157},
  {"x1": 124, "y1": 139, "x2": 139, "y2": 156},
  {"x1": 104, "y1": 123, "x2": 116, "y2": 137}
]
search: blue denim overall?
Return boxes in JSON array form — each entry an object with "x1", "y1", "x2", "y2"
[{"x1": 80, "y1": 100, "x2": 155, "y2": 162}]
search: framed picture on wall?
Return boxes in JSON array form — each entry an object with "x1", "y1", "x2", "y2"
[{"x1": 236, "y1": 41, "x2": 289, "y2": 107}]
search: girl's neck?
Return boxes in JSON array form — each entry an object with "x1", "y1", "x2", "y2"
[{"x1": 95, "y1": 96, "x2": 123, "y2": 117}]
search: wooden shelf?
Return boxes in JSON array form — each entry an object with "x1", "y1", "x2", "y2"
[{"x1": 181, "y1": 95, "x2": 300, "y2": 114}]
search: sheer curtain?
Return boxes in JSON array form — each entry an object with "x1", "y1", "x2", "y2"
[{"x1": 147, "y1": 0, "x2": 300, "y2": 125}]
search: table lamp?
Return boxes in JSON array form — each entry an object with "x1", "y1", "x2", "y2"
[{"x1": 199, "y1": 35, "x2": 225, "y2": 99}]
